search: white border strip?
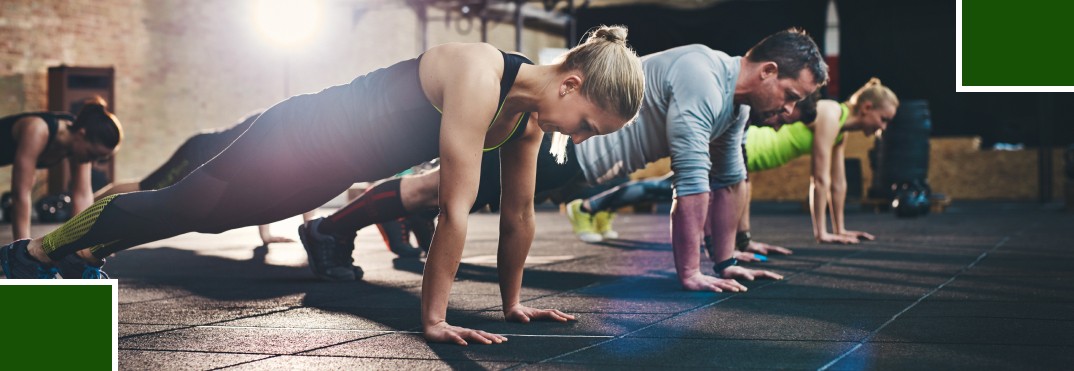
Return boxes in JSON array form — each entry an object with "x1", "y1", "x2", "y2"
[
  {"x1": 955, "y1": 0, "x2": 963, "y2": 90},
  {"x1": 956, "y1": 0, "x2": 1074, "y2": 92},
  {"x1": 0, "y1": 280, "x2": 118, "y2": 371}
]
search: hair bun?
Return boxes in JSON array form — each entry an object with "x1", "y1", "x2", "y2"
[
  {"x1": 589, "y1": 25, "x2": 628, "y2": 44},
  {"x1": 83, "y1": 96, "x2": 108, "y2": 110}
]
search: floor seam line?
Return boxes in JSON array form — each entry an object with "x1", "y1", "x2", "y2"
[
  {"x1": 818, "y1": 231, "x2": 1020, "y2": 371},
  {"x1": 518, "y1": 246, "x2": 874, "y2": 368}
]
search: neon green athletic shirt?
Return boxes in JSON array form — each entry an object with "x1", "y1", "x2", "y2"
[{"x1": 745, "y1": 103, "x2": 849, "y2": 172}]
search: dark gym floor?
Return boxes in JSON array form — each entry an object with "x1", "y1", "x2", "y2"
[{"x1": 4, "y1": 201, "x2": 1073, "y2": 370}]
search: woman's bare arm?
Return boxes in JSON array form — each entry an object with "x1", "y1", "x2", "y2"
[
  {"x1": 10, "y1": 117, "x2": 49, "y2": 239},
  {"x1": 419, "y1": 43, "x2": 510, "y2": 345}
]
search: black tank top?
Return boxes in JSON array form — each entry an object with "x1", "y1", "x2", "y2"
[
  {"x1": 484, "y1": 51, "x2": 533, "y2": 151},
  {"x1": 262, "y1": 48, "x2": 536, "y2": 182},
  {"x1": 422, "y1": 51, "x2": 534, "y2": 151},
  {"x1": 0, "y1": 112, "x2": 73, "y2": 168}
]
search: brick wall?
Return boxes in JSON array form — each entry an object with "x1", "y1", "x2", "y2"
[
  {"x1": 1, "y1": 0, "x2": 564, "y2": 194},
  {"x1": 1, "y1": 0, "x2": 149, "y2": 194}
]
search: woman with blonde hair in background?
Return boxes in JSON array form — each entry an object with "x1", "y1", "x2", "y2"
[{"x1": 733, "y1": 78, "x2": 899, "y2": 253}]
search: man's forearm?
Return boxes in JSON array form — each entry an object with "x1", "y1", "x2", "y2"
[
  {"x1": 707, "y1": 181, "x2": 747, "y2": 264},
  {"x1": 671, "y1": 192, "x2": 709, "y2": 280}
]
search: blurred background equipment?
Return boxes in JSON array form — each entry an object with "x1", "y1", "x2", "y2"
[
  {"x1": 891, "y1": 180, "x2": 930, "y2": 218},
  {"x1": 0, "y1": 192, "x2": 11, "y2": 223},
  {"x1": 35, "y1": 193, "x2": 73, "y2": 223},
  {"x1": 866, "y1": 100, "x2": 940, "y2": 217}
]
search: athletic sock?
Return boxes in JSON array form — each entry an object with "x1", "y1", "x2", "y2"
[{"x1": 318, "y1": 178, "x2": 407, "y2": 236}]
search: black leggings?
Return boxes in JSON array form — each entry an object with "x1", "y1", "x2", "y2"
[
  {"x1": 584, "y1": 173, "x2": 673, "y2": 212},
  {"x1": 138, "y1": 132, "x2": 219, "y2": 191},
  {"x1": 138, "y1": 115, "x2": 258, "y2": 190},
  {"x1": 41, "y1": 58, "x2": 444, "y2": 260},
  {"x1": 45, "y1": 103, "x2": 360, "y2": 259}
]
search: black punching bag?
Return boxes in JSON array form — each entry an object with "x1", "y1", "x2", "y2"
[
  {"x1": 882, "y1": 100, "x2": 931, "y2": 184},
  {"x1": 869, "y1": 100, "x2": 932, "y2": 203}
]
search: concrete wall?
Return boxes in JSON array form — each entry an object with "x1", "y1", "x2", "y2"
[{"x1": 1, "y1": 0, "x2": 564, "y2": 194}]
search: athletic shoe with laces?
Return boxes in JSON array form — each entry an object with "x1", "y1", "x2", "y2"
[
  {"x1": 298, "y1": 218, "x2": 357, "y2": 281},
  {"x1": 56, "y1": 254, "x2": 109, "y2": 279},
  {"x1": 331, "y1": 231, "x2": 364, "y2": 281},
  {"x1": 377, "y1": 219, "x2": 422, "y2": 258},
  {"x1": 594, "y1": 211, "x2": 619, "y2": 239},
  {"x1": 566, "y1": 200, "x2": 602, "y2": 243},
  {"x1": 0, "y1": 239, "x2": 58, "y2": 279}
]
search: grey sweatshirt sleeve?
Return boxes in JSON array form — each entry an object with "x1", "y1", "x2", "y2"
[{"x1": 664, "y1": 52, "x2": 725, "y2": 197}]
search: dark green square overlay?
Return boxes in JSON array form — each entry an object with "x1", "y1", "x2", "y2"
[
  {"x1": 963, "y1": 0, "x2": 1074, "y2": 86},
  {"x1": 0, "y1": 283, "x2": 114, "y2": 369}
]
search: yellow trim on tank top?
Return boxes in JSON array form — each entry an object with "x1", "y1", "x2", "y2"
[
  {"x1": 431, "y1": 100, "x2": 526, "y2": 152},
  {"x1": 482, "y1": 113, "x2": 527, "y2": 152}
]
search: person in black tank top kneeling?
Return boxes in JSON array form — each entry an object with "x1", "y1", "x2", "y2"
[{"x1": 0, "y1": 97, "x2": 122, "y2": 278}]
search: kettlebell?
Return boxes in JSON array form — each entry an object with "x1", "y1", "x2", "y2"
[{"x1": 893, "y1": 183, "x2": 925, "y2": 218}]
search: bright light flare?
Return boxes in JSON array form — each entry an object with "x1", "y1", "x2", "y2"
[{"x1": 254, "y1": 0, "x2": 322, "y2": 49}]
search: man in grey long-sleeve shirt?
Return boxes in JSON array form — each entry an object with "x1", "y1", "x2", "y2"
[
  {"x1": 574, "y1": 44, "x2": 745, "y2": 193},
  {"x1": 569, "y1": 29, "x2": 828, "y2": 291},
  {"x1": 304, "y1": 29, "x2": 828, "y2": 291}
]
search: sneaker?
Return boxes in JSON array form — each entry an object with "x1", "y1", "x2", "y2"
[
  {"x1": 566, "y1": 200, "x2": 602, "y2": 243},
  {"x1": 298, "y1": 218, "x2": 357, "y2": 281},
  {"x1": 323, "y1": 224, "x2": 361, "y2": 280},
  {"x1": 594, "y1": 211, "x2": 618, "y2": 239},
  {"x1": 0, "y1": 239, "x2": 58, "y2": 279},
  {"x1": 56, "y1": 254, "x2": 109, "y2": 279},
  {"x1": 378, "y1": 219, "x2": 422, "y2": 258},
  {"x1": 327, "y1": 229, "x2": 364, "y2": 281}
]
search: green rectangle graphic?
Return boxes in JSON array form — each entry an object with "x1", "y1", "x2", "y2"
[
  {"x1": 963, "y1": 0, "x2": 1074, "y2": 86},
  {"x1": 0, "y1": 284, "x2": 113, "y2": 369}
]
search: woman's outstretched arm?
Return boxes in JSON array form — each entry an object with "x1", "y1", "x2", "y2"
[{"x1": 420, "y1": 43, "x2": 509, "y2": 346}]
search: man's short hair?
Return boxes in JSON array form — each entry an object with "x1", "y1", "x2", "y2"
[{"x1": 745, "y1": 28, "x2": 829, "y2": 85}]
